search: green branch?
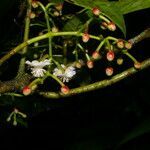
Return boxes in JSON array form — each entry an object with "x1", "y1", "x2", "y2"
[
  {"x1": 17, "y1": 0, "x2": 32, "y2": 75},
  {"x1": 37, "y1": 1, "x2": 53, "y2": 59},
  {"x1": 0, "y1": 32, "x2": 102, "y2": 66},
  {"x1": 129, "y1": 28, "x2": 150, "y2": 45},
  {"x1": 39, "y1": 58, "x2": 150, "y2": 99}
]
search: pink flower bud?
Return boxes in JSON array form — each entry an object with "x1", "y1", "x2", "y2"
[
  {"x1": 92, "y1": 51, "x2": 100, "y2": 60},
  {"x1": 107, "y1": 22, "x2": 116, "y2": 31},
  {"x1": 134, "y1": 62, "x2": 141, "y2": 69},
  {"x1": 106, "y1": 67, "x2": 114, "y2": 76},
  {"x1": 92, "y1": 7, "x2": 101, "y2": 16},
  {"x1": 22, "y1": 86, "x2": 31, "y2": 96},
  {"x1": 106, "y1": 50, "x2": 115, "y2": 61},
  {"x1": 82, "y1": 33, "x2": 90, "y2": 43},
  {"x1": 61, "y1": 86, "x2": 70, "y2": 94},
  {"x1": 87, "y1": 60, "x2": 94, "y2": 69}
]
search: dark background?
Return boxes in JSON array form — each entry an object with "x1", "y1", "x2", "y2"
[{"x1": 0, "y1": 0, "x2": 149, "y2": 150}]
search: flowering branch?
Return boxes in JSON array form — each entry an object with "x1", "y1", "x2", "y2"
[
  {"x1": 0, "y1": 28, "x2": 149, "y2": 95},
  {"x1": 39, "y1": 58, "x2": 150, "y2": 99}
]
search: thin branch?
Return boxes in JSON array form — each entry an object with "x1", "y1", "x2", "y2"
[
  {"x1": 17, "y1": 0, "x2": 32, "y2": 75},
  {"x1": 129, "y1": 28, "x2": 150, "y2": 45},
  {"x1": 39, "y1": 58, "x2": 150, "y2": 99},
  {"x1": 0, "y1": 31, "x2": 102, "y2": 66}
]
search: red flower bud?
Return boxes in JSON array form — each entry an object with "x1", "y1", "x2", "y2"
[
  {"x1": 105, "y1": 67, "x2": 114, "y2": 76},
  {"x1": 92, "y1": 7, "x2": 101, "y2": 16},
  {"x1": 61, "y1": 86, "x2": 70, "y2": 94},
  {"x1": 22, "y1": 86, "x2": 31, "y2": 96},
  {"x1": 106, "y1": 50, "x2": 115, "y2": 61},
  {"x1": 82, "y1": 33, "x2": 90, "y2": 43},
  {"x1": 92, "y1": 51, "x2": 100, "y2": 60},
  {"x1": 87, "y1": 60, "x2": 94, "y2": 69}
]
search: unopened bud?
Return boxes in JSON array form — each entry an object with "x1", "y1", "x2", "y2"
[
  {"x1": 92, "y1": 7, "x2": 101, "y2": 16},
  {"x1": 82, "y1": 33, "x2": 90, "y2": 43},
  {"x1": 107, "y1": 22, "x2": 116, "y2": 31},
  {"x1": 106, "y1": 50, "x2": 115, "y2": 61},
  {"x1": 106, "y1": 67, "x2": 114, "y2": 76},
  {"x1": 61, "y1": 86, "x2": 70, "y2": 94},
  {"x1": 87, "y1": 60, "x2": 94, "y2": 69}
]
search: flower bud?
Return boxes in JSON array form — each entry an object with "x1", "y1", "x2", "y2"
[
  {"x1": 52, "y1": 27, "x2": 59, "y2": 33},
  {"x1": 87, "y1": 60, "x2": 94, "y2": 69},
  {"x1": 117, "y1": 58, "x2": 124, "y2": 65},
  {"x1": 22, "y1": 86, "x2": 31, "y2": 96},
  {"x1": 92, "y1": 51, "x2": 100, "y2": 60},
  {"x1": 53, "y1": 11, "x2": 60, "y2": 17},
  {"x1": 32, "y1": 0, "x2": 38, "y2": 8},
  {"x1": 82, "y1": 33, "x2": 90, "y2": 43},
  {"x1": 106, "y1": 50, "x2": 115, "y2": 61},
  {"x1": 107, "y1": 22, "x2": 116, "y2": 31},
  {"x1": 29, "y1": 12, "x2": 36, "y2": 19},
  {"x1": 92, "y1": 7, "x2": 101, "y2": 16},
  {"x1": 125, "y1": 41, "x2": 132, "y2": 49},
  {"x1": 106, "y1": 67, "x2": 113, "y2": 76},
  {"x1": 14, "y1": 108, "x2": 19, "y2": 113},
  {"x1": 134, "y1": 62, "x2": 141, "y2": 69},
  {"x1": 55, "y1": 3, "x2": 63, "y2": 11},
  {"x1": 117, "y1": 39, "x2": 124, "y2": 49},
  {"x1": 61, "y1": 86, "x2": 70, "y2": 94}
]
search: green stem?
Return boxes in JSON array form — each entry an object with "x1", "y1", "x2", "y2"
[
  {"x1": 96, "y1": 39, "x2": 106, "y2": 51},
  {"x1": 0, "y1": 32, "x2": 103, "y2": 66},
  {"x1": 99, "y1": 14, "x2": 110, "y2": 23},
  {"x1": 129, "y1": 28, "x2": 150, "y2": 45},
  {"x1": 123, "y1": 51, "x2": 138, "y2": 63},
  {"x1": 47, "y1": 72, "x2": 65, "y2": 86},
  {"x1": 37, "y1": 1, "x2": 52, "y2": 59},
  {"x1": 17, "y1": 0, "x2": 32, "y2": 75}
]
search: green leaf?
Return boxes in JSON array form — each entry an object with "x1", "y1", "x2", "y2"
[
  {"x1": 116, "y1": 118, "x2": 150, "y2": 149},
  {"x1": 69, "y1": 0, "x2": 126, "y2": 36},
  {"x1": 114, "y1": 0, "x2": 150, "y2": 14},
  {"x1": 63, "y1": 16, "x2": 83, "y2": 32}
]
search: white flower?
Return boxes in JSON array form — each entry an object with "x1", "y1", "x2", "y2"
[
  {"x1": 53, "y1": 64, "x2": 76, "y2": 82},
  {"x1": 26, "y1": 59, "x2": 50, "y2": 77}
]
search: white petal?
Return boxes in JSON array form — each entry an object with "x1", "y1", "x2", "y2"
[
  {"x1": 31, "y1": 68, "x2": 46, "y2": 77},
  {"x1": 26, "y1": 59, "x2": 50, "y2": 68}
]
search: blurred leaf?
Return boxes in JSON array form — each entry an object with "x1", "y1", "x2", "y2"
[
  {"x1": 63, "y1": 16, "x2": 83, "y2": 32},
  {"x1": 114, "y1": 0, "x2": 150, "y2": 14},
  {"x1": 116, "y1": 118, "x2": 150, "y2": 149}
]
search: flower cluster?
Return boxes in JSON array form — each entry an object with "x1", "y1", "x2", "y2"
[
  {"x1": 53, "y1": 64, "x2": 76, "y2": 83},
  {"x1": 26, "y1": 59, "x2": 51, "y2": 77}
]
